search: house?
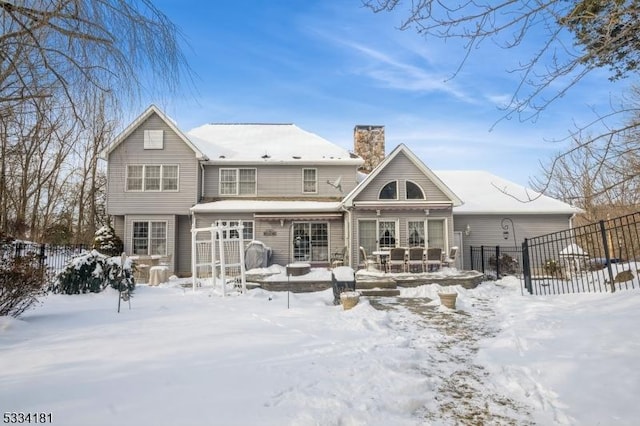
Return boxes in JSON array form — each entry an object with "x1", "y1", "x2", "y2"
[{"x1": 100, "y1": 105, "x2": 581, "y2": 276}]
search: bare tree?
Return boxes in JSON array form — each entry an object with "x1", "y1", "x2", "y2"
[
  {"x1": 363, "y1": 1, "x2": 640, "y2": 198},
  {"x1": 0, "y1": 0, "x2": 193, "y2": 241}
]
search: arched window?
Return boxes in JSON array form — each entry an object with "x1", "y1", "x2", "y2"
[
  {"x1": 406, "y1": 181, "x2": 425, "y2": 200},
  {"x1": 379, "y1": 181, "x2": 397, "y2": 199}
]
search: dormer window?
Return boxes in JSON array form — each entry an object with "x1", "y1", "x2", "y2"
[
  {"x1": 406, "y1": 181, "x2": 425, "y2": 199},
  {"x1": 144, "y1": 130, "x2": 164, "y2": 149},
  {"x1": 379, "y1": 181, "x2": 397, "y2": 200}
]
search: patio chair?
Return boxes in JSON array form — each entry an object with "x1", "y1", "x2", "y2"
[
  {"x1": 359, "y1": 246, "x2": 377, "y2": 270},
  {"x1": 425, "y1": 248, "x2": 443, "y2": 272},
  {"x1": 442, "y1": 246, "x2": 458, "y2": 268},
  {"x1": 331, "y1": 246, "x2": 348, "y2": 268},
  {"x1": 388, "y1": 247, "x2": 407, "y2": 273},
  {"x1": 407, "y1": 247, "x2": 425, "y2": 273}
]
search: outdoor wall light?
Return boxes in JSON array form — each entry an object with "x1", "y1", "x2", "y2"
[
  {"x1": 464, "y1": 224, "x2": 471, "y2": 236},
  {"x1": 424, "y1": 209, "x2": 430, "y2": 216}
]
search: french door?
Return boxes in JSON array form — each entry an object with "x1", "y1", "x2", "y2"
[{"x1": 292, "y1": 222, "x2": 328, "y2": 262}]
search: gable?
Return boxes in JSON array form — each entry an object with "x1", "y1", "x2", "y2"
[
  {"x1": 343, "y1": 144, "x2": 462, "y2": 207},
  {"x1": 353, "y1": 151, "x2": 453, "y2": 202},
  {"x1": 100, "y1": 105, "x2": 205, "y2": 160}
]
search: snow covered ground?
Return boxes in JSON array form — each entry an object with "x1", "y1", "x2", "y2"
[{"x1": 2, "y1": 274, "x2": 640, "y2": 425}]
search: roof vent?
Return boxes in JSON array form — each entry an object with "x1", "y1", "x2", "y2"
[
  {"x1": 292, "y1": 156, "x2": 301, "y2": 159},
  {"x1": 261, "y1": 154, "x2": 270, "y2": 159}
]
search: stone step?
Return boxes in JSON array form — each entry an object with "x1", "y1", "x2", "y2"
[
  {"x1": 355, "y1": 280, "x2": 397, "y2": 289},
  {"x1": 359, "y1": 288, "x2": 401, "y2": 297}
]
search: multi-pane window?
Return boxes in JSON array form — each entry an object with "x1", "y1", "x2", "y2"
[
  {"x1": 292, "y1": 222, "x2": 328, "y2": 261},
  {"x1": 145, "y1": 165, "x2": 161, "y2": 191},
  {"x1": 162, "y1": 166, "x2": 179, "y2": 190},
  {"x1": 126, "y1": 165, "x2": 179, "y2": 192},
  {"x1": 217, "y1": 220, "x2": 254, "y2": 240},
  {"x1": 303, "y1": 168, "x2": 317, "y2": 193},
  {"x1": 379, "y1": 181, "x2": 397, "y2": 199},
  {"x1": 219, "y1": 168, "x2": 256, "y2": 195},
  {"x1": 406, "y1": 181, "x2": 425, "y2": 199},
  {"x1": 132, "y1": 221, "x2": 167, "y2": 255},
  {"x1": 126, "y1": 165, "x2": 144, "y2": 191}
]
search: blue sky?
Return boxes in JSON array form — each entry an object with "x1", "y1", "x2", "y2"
[{"x1": 144, "y1": 0, "x2": 627, "y2": 187}]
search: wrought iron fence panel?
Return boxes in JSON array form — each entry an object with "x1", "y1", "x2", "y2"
[{"x1": 522, "y1": 212, "x2": 640, "y2": 295}]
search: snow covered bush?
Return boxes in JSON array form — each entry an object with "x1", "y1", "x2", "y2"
[
  {"x1": 0, "y1": 232, "x2": 51, "y2": 317},
  {"x1": 93, "y1": 225, "x2": 124, "y2": 257},
  {"x1": 54, "y1": 250, "x2": 134, "y2": 295},
  {"x1": 488, "y1": 254, "x2": 519, "y2": 276}
]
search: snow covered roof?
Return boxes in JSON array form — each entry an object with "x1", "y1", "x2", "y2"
[
  {"x1": 191, "y1": 200, "x2": 343, "y2": 213},
  {"x1": 187, "y1": 123, "x2": 363, "y2": 165},
  {"x1": 435, "y1": 170, "x2": 582, "y2": 215}
]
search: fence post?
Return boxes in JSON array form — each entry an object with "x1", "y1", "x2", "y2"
[
  {"x1": 522, "y1": 239, "x2": 532, "y2": 294},
  {"x1": 480, "y1": 246, "x2": 485, "y2": 274},
  {"x1": 599, "y1": 220, "x2": 616, "y2": 292},
  {"x1": 495, "y1": 245, "x2": 501, "y2": 278},
  {"x1": 39, "y1": 243, "x2": 46, "y2": 269}
]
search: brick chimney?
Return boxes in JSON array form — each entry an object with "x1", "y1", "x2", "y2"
[{"x1": 354, "y1": 125, "x2": 385, "y2": 173}]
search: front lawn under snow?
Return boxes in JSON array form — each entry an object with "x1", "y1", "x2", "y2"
[{"x1": 1, "y1": 277, "x2": 639, "y2": 425}]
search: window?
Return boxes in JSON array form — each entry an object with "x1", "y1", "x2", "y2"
[
  {"x1": 126, "y1": 165, "x2": 143, "y2": 191},
  {"x1": 145, "y1": 165, "x2": 161, "y2": 191},
  {"x1": 217, "y1": 220, "x2": 254, "y2": 240},
  {"x1": 379, "y1": 181, "x2": 397, "y2": 199},
  {"x1": 162, "y1": 165, "x2": 179, "y2": 190},
  {"x1": 378, "y1": 221, "x2": 397, "y2": 249},
  {"x1": 144, "y1": 130, "x2": 164, "y2": 149},
  {"x1": 292, "y1": 222, "x2": 328, "y2": 262},
  {"x1": 406, "y1": 181, "x2": 425, "y2": 199},
  {"x1": 303, "y1": 168, "x2": 317, "y2": 193},
  {"x1": 408, "y1": 221, "x2": 425, "y2": 247},
  {"x1": 126, "y1": 165, "x2": 179, "y2": 192},
  {"x1": 219, "y1": 168, "x2": 256, "y2": 195},
  {"x1": 132, "y1": 221, "x2": 167, "y2": 255}
]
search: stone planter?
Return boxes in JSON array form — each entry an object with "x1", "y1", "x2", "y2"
[
  {"x1": 340, "y1": 291, "x2": 360, "y2": 310},
  {"x1": 438, "y1": 292, "x2": 458, "y2": 309}
]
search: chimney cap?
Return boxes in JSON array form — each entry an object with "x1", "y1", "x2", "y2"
[{"x1": 354, "y1": 125, "x2": 384, "y2": 131}]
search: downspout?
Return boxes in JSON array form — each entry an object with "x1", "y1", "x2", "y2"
[
  {"x1": 199, "y1": 162, "x2": 205, "y2": 202},
  {"x1": 340, "y1": 204, "x2": 352, "y2": 268}
]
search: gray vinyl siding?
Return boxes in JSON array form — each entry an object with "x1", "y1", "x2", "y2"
[
  {"x1": 202, "y1": 164, "x2": 358, "y2": 198},
  {"x1": 347, "y1": 208, "x2": 454, "y2": 269},
  {"x1": 175, "y1": 215, "x2": 192, "y2": 277},
  {"x1": 356, "y1": 152, "x2": 451, "y2": 202},
  {"x1": 123, "y1": 214, "x2": 176, "y2": 274},
  {"x1": 113, "y1": 216, "x2": 125, "y2": 240},
  {"x1": 453, "y1": 213, "x2": 573, "y2": 270},
  {"x1": 107, "y1": 113, "x2": 199, "y2": 215}
]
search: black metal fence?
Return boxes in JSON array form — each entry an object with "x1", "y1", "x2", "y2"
[
  {"x1": 470, "y1": 245, "x2": 523, "y2": 279},
  {"x1": 10, "y1": 242, "x2": 88, "y2": 272},
  {"x1": 522, "y1": 212, "x2": 640, "y2": 295}
]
